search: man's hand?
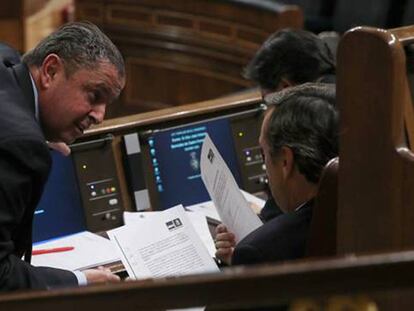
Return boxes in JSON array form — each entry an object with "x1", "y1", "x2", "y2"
[
  {"x1": 214, "y1": 224, "x2": 236, "y2": 265},
  {"x1": 83, "y1": 266, "x2": 121, "y2": 284},
  {"x1": 47, "y1": 142, "x2": 71, "y2": 156}
]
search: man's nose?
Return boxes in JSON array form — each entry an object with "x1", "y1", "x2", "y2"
[{"x1": 89, "y1": 104, "x2": 106, "y2": 124}]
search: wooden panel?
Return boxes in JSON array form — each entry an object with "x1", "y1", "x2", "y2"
[
  {"x1": 75, "y1": 0, "x2": 103, "y2": 23},
  {"x1": 307, "y1": 157, "x2": 338, "y2": 258},
  {"x1": 2, "y1": 250, "x2": 414, "y2": 310},
  {"x1": 122, "y1": 56, "x2": 250, "y2": 113},
  {"x1": 337, "y1": 26, "x2": 414, "y2": 254},
  {"x1": 75, "y1": 0, "x2": 303, "y2": 118},
  {"x1": 335, "y1": 27, "x2": 414, "y2": 309},
  {"x1": 0, "y1": 2, "x2": 21, "y2": 18},
  {"x1": 84, "y1": 88, "x2": 261, "y2": 137},
  {"x1": 0, "y1": 2, "x2": 23, "y2": 51},
  {"x1": 104, "y1": 4, "x2": 269, "y2": 49},
  {"x1": 24, "y1": 0, "x2": 73, "y2": 50},
  {"x1": 0, "y1": 0, "x2": 73, "y2": 52},
  {"x1": 0, "y1": 20, "x2": 23, "y2": 51}
]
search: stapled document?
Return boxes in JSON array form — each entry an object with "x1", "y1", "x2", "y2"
[
  {"x1": 108, "y1": 205, "x2": 219, "y2": 280},
  {"x1": 123, "y1": 209, "x2": 216, "y2": 258}
]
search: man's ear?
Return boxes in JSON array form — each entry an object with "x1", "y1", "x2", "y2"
[
  {"x1": 39, "y1": 54, "x2": 63, "y2": 89},
  {"x1": 280, "y1": 146, "x2": 295, "y2": 180},
  {"x1": 278, "y1": 77, "x2": 294, "y2": 90}
]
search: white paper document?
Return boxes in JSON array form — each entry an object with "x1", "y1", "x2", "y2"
[
  {"x1": 185, "y1": 191, "x2": 266, "y2": 224},
  {"x1": 185, "y1": 200, "x2": 222, "y2": 223},
  {"x1": 31, "y1": 231, "x2": 120, "y2": 271},
  {"x1": 200, "y1": 135, "x2": 263, "y2": 242},
  {"x1": 124, "y1": 210, "x2": 216, "y2": 258},
  {"x1": 108, "y1": 205, "x2": 219, "y2": 280},
  {"x1": 241, "y1": 190, "x2": 266, "y2": 211}
]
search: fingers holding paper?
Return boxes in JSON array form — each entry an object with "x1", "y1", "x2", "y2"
[{"x1": 214, "y1": 224, "x2": 236, "y2": 265}]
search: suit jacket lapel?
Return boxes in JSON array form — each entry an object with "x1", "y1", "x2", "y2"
[
  {"x1": 11, "y1": 63, "x2": 36, "y2": 116},
  {"x1": 9, "y1": 62, "x2": 37, "y2": 262}
]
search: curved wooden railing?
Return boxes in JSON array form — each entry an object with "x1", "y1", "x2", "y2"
[
  {"x1": 2, "y1": 250, "x2": 414, "y2": 310},
  {"x1": 337, "y1": 25, "x2": 414, "y2": 255},
  {"x1": 75, "y1": 0, "x2": 303, "y2": 117},
  {"x1": 84, "y1": 88, "x2": 262, "y2": 137}
]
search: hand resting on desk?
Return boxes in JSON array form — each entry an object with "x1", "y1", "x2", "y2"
[
  {"x1": 84, "y1": 266, "x2": 121, "y2": 284},
  {"x1": 47, "y1": 141, "x2": 71, "y2": 156}
]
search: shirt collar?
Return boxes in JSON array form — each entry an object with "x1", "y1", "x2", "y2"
[{"x1": 295, "y1": 200, "x2": 308, "y2": 212}]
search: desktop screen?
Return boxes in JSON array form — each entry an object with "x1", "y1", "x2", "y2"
[
  {"x1": 145, "y1": 117, "x2": 242, "y2": 210},
  {"x1": 33, "y1": 151, "x2": 86, "y2": 243}
]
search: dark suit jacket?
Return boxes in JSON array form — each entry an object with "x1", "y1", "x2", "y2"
[
  {"x1": 232, "y1": 200, "x2": 313, "y2": 265},
  {"x1": 0, "y1": 43, "x2": 77, "y2": 291},
  {"x1": 258, "y1": 197, "x2": 283, "y2": 222}
]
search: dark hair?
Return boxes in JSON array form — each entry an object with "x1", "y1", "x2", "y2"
[
  {"x1": 264, "y1": 83, "x2": 338, "y2": 183},
  {"x1": 22, "y1": 21, "x2": 125, "y2": 78},
  {"x1": 244, "y1": 29, "x2": 335, "y2": 91}
]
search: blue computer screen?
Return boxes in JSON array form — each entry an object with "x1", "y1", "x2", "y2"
[
  {"x1": 146, "y1": 117, "x2": 241, "y2": 209},
  {"x1": 33, "y1": 151, "x2": 86, "y2": 243}
]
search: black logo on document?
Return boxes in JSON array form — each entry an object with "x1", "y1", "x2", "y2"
[
  {"x1": 207, "y1": 149, "x2": 215, "y2": 164},
  {"x1": 166, "y1": 218, "x2": 183, "y2": 231}
]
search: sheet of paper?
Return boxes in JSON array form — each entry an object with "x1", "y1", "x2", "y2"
[
  {"x1": 200, "y1": 135, "x2": 263, "y2": 242},
  {"x1": 240, "y1": 190, "x2": 266, "y2": 214},
  {"x1": 124, "y1": 210, "x2": 216, "y2": 258},
  {"x1": 109, "y1": 205, "x2": 219, "y2": 280},
  {"x1": 185, "y1": 201, "x2": 221, "y2": 222},
  {"x1": 186, "y1": 191, "x2": 266, "y2": 223},
  {"x1": 31, "y1": 231, "x2": 119, "y2": 271}
]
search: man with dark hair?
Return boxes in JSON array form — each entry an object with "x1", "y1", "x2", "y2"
[
  {"x1": 215, "y1": 83, "x2": 338, "y2": 265},
  {"x1": 0, "y1": 22, "x2": 125, "y2": 290},
  {"x1": 244, "y1": 29, "x2": 336, "y2": 96},
  {"x1": 242, "y1": 28, "x2": 336, "y2": 223}
]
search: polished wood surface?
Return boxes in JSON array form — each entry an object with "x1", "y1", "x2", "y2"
[
  {"x1": 84, "y1": 87, "x2": 262, "y2": 137},
  {"x1": 0, "y1": 3, "x2": 23, "y2": 51},
  {"x1": 307, "y1": 157, "x2": 338, "y2": 258},
  {"x1": 337, "y1": 25, "x2": 414, "y2": 255},
  {"x1": 2, "y1": 250, "x2": 414, "y2": 310},
  {"x1": 75, "y1": 0, "x2": 303, "y2": 118}
]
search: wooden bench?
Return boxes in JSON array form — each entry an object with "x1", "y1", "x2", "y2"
[
  {"x1": 75, "y1": 0, "x2": 303, "y2": 118},
  {"x1": 2, "y1": 249, "x2": 414, "y2": 310},
  {"x1": 337, "y1": 25, "x2": 414, "y2": 255},
  {"x1": 307, "y1": 157, "x2": 339, "y2": 258}
]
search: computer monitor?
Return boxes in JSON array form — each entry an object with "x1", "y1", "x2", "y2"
[
  {"x1": 33, "y1": 151, "x2": 86, "y2": 243},
  {"x1": 134, "y1": 108, "x2": 267, "y2": 211},
  {"x1": 145, "y1": 117, "x2": 242, "y2": 209}
]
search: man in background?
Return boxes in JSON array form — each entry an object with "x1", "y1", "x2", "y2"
[
  {"x1": 0, "y1": 22, "x2": 125, "y2": 290},
  {"x1": 215, "y1": 83, "x2": 338, "y2": 265},
  {"x1": 245, "y1": 28, "x2": 336, "y2": 222},
  {"x1": 244, "y1": 28, "x2": 336, "y2": 97}
]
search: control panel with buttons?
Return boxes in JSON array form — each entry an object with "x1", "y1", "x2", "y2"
[{"x1": 72, "y1": 141, "x2": 123, "y2": 232}]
